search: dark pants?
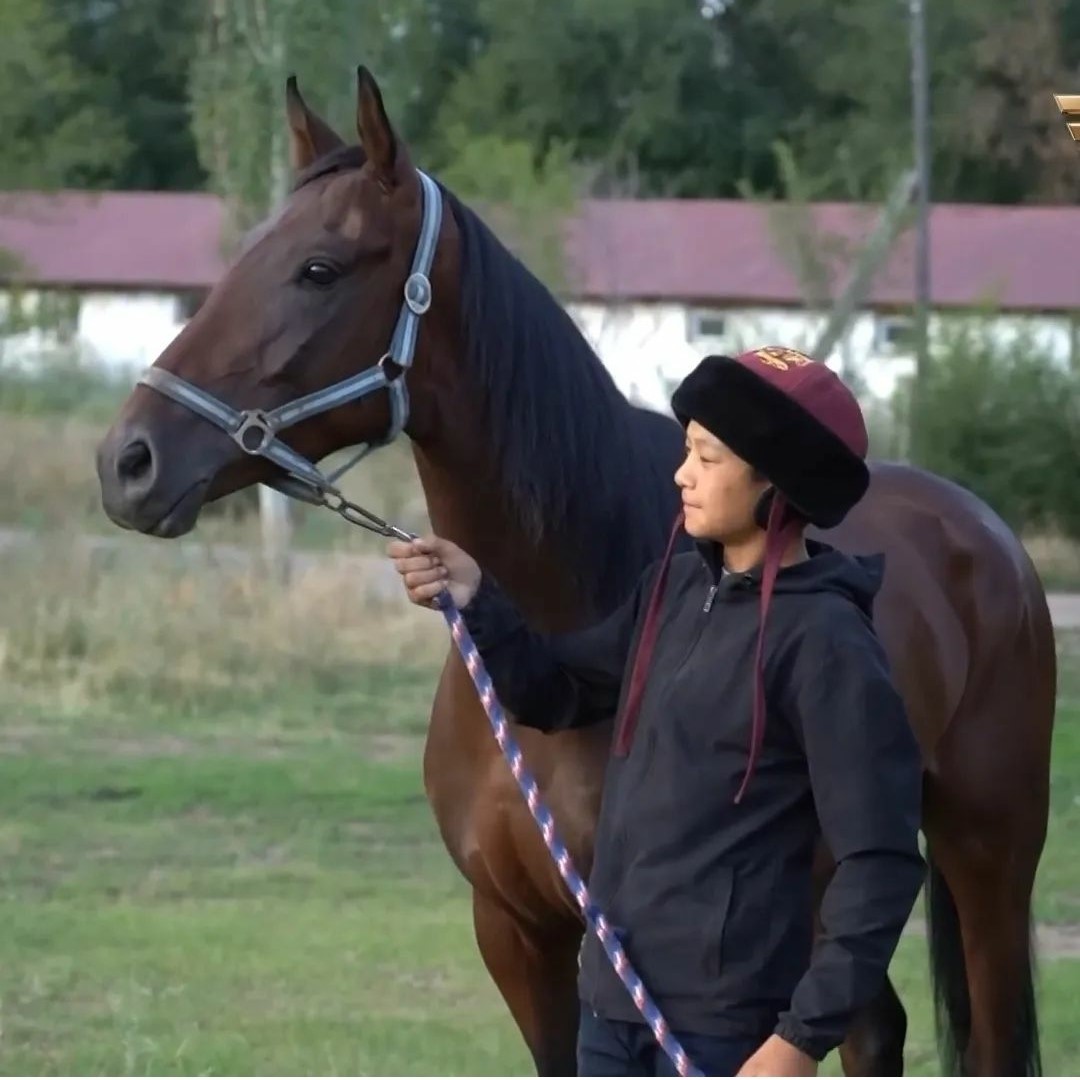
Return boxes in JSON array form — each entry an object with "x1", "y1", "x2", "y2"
[{"x1": 577, "y1": 1005, "x2": 763, "y2": 1077}]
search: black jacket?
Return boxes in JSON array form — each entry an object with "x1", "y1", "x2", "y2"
[{"x1": 460, "y1": 539, "x2": 925, "y2": 1061}]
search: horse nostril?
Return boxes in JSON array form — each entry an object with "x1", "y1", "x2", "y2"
[{"x1": 116, "y1": 438, "x2": 154, "y2": 487}]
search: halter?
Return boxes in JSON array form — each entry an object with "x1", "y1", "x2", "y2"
[{"x1": 137, "y1": 169, "x2": 444, "y2": 541}]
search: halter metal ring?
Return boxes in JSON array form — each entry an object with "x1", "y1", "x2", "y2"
[
  {"x1": 377, "y1": 352, "x2": 405, "y2": 383},
  {"x1": 403, "y1": 272, "x2": 432, "y2": 315},
  {"x1": 233, "y1": 410, "x2": 275, "y2": 454}
]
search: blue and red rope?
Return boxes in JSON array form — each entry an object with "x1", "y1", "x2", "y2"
[{"x1": 434, "y1": 590, "x2": 702, "y2": 1077}]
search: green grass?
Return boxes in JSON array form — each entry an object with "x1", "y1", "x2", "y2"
[
  {"x1": 0, "y1": 669, "x2": 532, "y2": 1075},
  {"x1": 1, "y1": 632, "x2": 1080, "y2": 1073}
]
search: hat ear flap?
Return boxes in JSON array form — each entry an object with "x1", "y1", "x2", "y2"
[
  {"x1": 754, "y1": 486, "x2": 776, "y2": 530},
  {"x1": 754, "y1": 485, "x2": 807, "y2": 531}
]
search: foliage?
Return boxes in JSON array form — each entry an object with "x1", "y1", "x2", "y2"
[
  {"x1": 438, "y1": 127, "x2": 581, "y2": 291},
  {"x1": 46, "y1": 0, "x2": 206, "y2": 191},
  {"x1": 188, "y1": 0, "x2": 361, "y2": 241},
  {"x1": 430, "y1": 0, "x2": 802, "y2": 198},
  {"x1": 0, "y1": 0, "x2": 127, "y2": 190},
  {"x1": 740, "y1": 141, "x2": 865, "y2": 315},
  {"x1": 2, "y1": 0, "x2": 1079, "y2": 207},
  {"x1": 913, "y1": 319, "x2": 1080, "y2": 539},
  {"x1": 0, "y1": 353, "x2": 130, "y2": 420}
]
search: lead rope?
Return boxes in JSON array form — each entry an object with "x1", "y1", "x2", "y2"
[
  {"x1": 325, "y1": 498, "x2": 701, "y2": 1077},
  {"x1": 434, "y1": 589, "x2": 701, "y2": 1077}
]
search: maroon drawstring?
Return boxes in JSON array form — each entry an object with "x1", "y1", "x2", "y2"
[
  {"x1": 613, "y1": 512, "x2": 685, "y2": 757},
  {"x1": 733, "y1": 493, "x2": 803, "y2": 804}
]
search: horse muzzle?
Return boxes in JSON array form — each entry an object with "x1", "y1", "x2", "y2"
[{"x1": 96, "y1": 422, "x2": 211, "y2": 537}]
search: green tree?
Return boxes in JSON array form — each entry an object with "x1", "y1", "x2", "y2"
[
  {"x1": 738, "y1": 0, "x2": 1080, "y2": 205},
  {"x1": 353, "y1": 0, "x2": 485, "y2": 163},
  {"x1": 433, "y1": 0, "x2": 817, "y2": 197},
  {"x1": 47, "y1": 0, "x2": 207, "y2": 191},
  {"x1": 438, "y1": 127, "x2": 580, "y2": 290},
  {"x1": 952, "y1": 0, "x2": 1080, "y2": 204},
  {"x1": 189, "y1": 0, "x2": 361, "y2": 240},
  {"x1": 915, "y1": 320, "x2": 1080, "y2": 538},
  {"x1": 415, "y1": 0, "x2": 1080, "y2": 204},
  {"x1": 0, "y1": 0, "x2": 126, "y2": 189}
]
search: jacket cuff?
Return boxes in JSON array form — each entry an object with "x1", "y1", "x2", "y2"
[
  {"x1": 772, "y1": 1016, "x2": 832, "y2": 1063},
  {"x1": 460, "y1": 573, "x2": 524, "y2": 652}
]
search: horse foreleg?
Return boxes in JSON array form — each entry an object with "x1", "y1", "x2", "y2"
[
  {"x1": 472, "y1": 888, "x2": 582, "y2": 1076},
  {"x1": 836, "y1": 978, "x2": 908, "y2": 1076}
]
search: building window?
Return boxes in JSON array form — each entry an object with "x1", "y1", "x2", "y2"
[
  {"x1": 686, "y1": 309, "x2": 728, "y2": 343},
  {"x1": 175, "y1": 290, "x2": 206, "y2": 322},
  {"x1": 874, "y1": 315, "x2": 915, "y2": 355}
]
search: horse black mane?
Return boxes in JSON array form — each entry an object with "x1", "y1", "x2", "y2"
[
  {"x1": 298, "y1": 145, "x2": 686, "y2": 615},
  {"x1": 444, "y1": 187, "x2": 687, "y2": 612}
]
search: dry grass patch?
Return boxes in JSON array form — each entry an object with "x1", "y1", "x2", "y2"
[{"x1": 0, "y1": 533, "x2": 445, "y2": 712}]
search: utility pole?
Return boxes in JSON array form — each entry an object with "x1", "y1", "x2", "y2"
[
  {"x1": 257, "y1": 1, "x2": 295, "y2": 585},
  {"x1": 908, "y1": 0, "x2": 931, "y2": 460}
]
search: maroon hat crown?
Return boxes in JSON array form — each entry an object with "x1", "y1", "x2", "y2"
[{"x1": 735, "y1": 346, "x2": 868, "y2": 459}]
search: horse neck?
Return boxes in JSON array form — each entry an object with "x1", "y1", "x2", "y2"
[{"x1": 409, "y1": 434, "x2": 588, "y2": 633}]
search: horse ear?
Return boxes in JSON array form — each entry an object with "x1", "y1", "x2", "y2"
[
  {"x1": 285, "y1": 75, "x2": 345, "y2": 172},
  {"x1": 356, "y1": 66, "x2": 402, "y2": 188}
]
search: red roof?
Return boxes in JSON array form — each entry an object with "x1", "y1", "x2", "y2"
[
  {"x1": 565, "y1": 199, "x2": 1080, "y2": 312},
  {"x1": 0, "y1": 189, "x2": 1076, "y2": 312},
  {"x1": 0, "y1": 190, "x2": 226, "y2": 290}
]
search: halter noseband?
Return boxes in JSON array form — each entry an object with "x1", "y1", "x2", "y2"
[{"x1": 137, "y1": 169, "x2": 443, "y2": 538}]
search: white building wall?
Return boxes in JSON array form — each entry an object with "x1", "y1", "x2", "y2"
[
  {"x1": 0, "y1": 289, "x2": 188, "y2": 380},
  {"x1": 1, "y1": 287, "x2": 1074, "y2": 416},
  {"x1": 567, "y1": 300, "x2": 1076, "y2": 414},
  {"x1": 77, "y1": 292, "x2": 188, "y2": 374}
]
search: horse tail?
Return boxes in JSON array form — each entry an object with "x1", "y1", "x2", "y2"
[
  {"x1": 926, "y1": 852, "x2": 971, "y2": 1074},
  {"x1": 926, "y1": 850, "x2": 1043, "y2": 1075}
]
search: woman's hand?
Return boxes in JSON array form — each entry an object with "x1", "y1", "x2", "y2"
[
  {"x1": 386, "y1": 534, "x2": 482, "y2": 610},
  {"x1": 736, "y1": 1035, "x2": 817, "y2": 1076}
]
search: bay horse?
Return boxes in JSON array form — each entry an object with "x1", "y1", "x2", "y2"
[{"x1": 96, "y1": 67, "x2": 1054, "y2": 1076}]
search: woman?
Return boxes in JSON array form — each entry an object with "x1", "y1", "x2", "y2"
[{"x1": 387, "y1": 347, "x2": 925, "y2": 1077}]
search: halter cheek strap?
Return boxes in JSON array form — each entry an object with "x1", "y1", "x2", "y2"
[{"x1": 137, "y1": 169, "x2": 443, "y2": 516}]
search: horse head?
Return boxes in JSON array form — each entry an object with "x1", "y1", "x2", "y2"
[{"x1": 97, "y1": 67, "x2": 453, "y2": 537}]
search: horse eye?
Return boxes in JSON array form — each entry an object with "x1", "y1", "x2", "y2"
[{"x1": 300, "y1": 259, "x2": 340, "y2": 287}]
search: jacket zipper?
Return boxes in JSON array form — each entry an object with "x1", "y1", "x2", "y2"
[
  {"x1": 632, "y1": 573, "x2": 719, "y2": 733},
  {"x1": 662, "y1": 578, "x2": 718, "y2": 690}
]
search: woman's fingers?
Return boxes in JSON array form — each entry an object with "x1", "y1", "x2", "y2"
[
  {"x1": 404, "y1": 567, "x2": 447, "y2": 589},
  {"x1": 393, "y1": 554, "x2": 443, "y2": 576},
  {"x1": 409, "y1": 580, "x2": 446, "y2": 605},
  {"x1": 386, "y1": 538, "x2": 437, "y2": 560},
  {"x1": 387, "y1": 536, "x2": 455, "y2": 609}
]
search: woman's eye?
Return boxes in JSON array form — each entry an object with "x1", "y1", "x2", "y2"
[{"x1": 300, "y1": 260, "x2": 340, "y2": 287}]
